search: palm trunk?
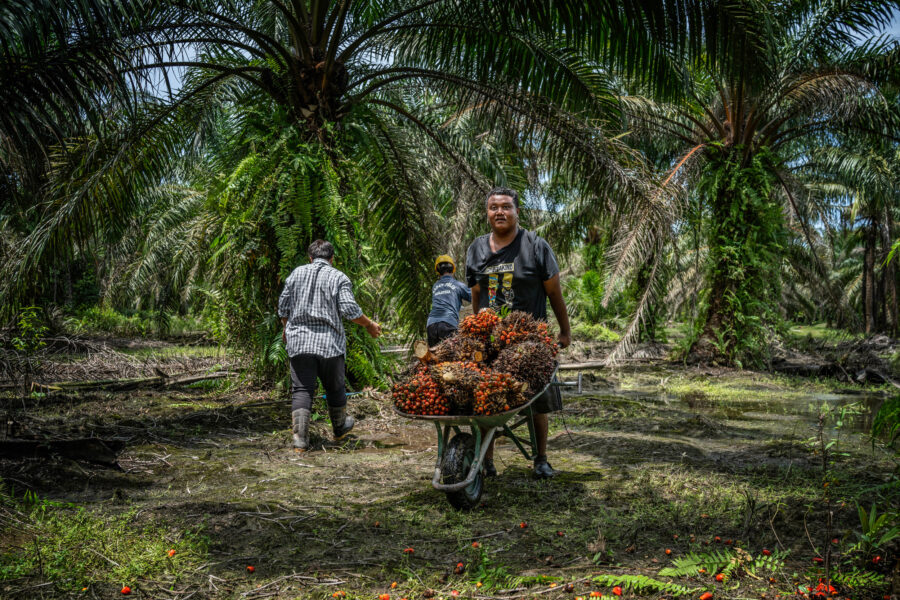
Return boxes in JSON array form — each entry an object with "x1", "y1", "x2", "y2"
[
  {"x1": 688, "y1": 185, "x2": 738, "y2": 363},
  {"x1": 882, "y1": 209, "x2": 898, "y2": 335},
  {"x1": 863, "y1": 224, "x2": 877, "y2": 334},
  {"x1": 686, "y1": 153, "x2": 782, "y2": 366},
  {"x1": 689, "y1": 268, "x2": 729, "y2": 362}
]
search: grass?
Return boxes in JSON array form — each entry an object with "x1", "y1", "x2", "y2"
[
  {"x1": 0, "y1": 358, "x2": 896, "y2": 599},
  {"x1": 571, "y1": 321, "x2": 621, "y2": 343},
  {"x1": 787, "y1": 323, "x2": 865, "y2": 344},
  {"x1": 63, "y1": 306, "x2": 207, "y2": 338},
  {"x1": 0, "y1": 491, "x2": 209, "y2": 593}
]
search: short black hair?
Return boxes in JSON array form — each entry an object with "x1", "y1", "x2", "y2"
[
  {"x1": 486, "y1": 186, "x2": 519, "y2": 208},
  {"x1": 437, "y1": 262, "x2": 454, "y2": 275},
  {"x1": 308, "y1": 239, "x2": 334, "y2": 260}
]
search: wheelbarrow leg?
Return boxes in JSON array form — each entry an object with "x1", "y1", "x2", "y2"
[{"x1": 431, "y1": 422, "x2": 451, "y2": 487}]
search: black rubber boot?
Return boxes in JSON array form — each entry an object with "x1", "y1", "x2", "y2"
[
  {"x1": 328, "y1": 405, "x2": 355, "y2": 440},
  {"x1": 533, "y1": 455, "x2": 556, "y2": 479},
  {"x1": 483, "y1": 458, "x2": 497, "y2": 478},
  {"x1": 291, "y1": 408, "x2": 310, "y2": 452}
]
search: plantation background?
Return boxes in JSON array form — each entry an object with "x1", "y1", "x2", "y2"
[{"x1": 2, "y1": 1, "x2": 900, "y2": 599}]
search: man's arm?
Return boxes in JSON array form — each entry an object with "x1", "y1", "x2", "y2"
[
  {"x1": 459, "y1": 280, "x2": 472, "y2": 303},
  {"x1": 278, "y1": 277, "x2": 292, "y2": 346},
  {"x1": 336, "y1": 276, "x2": 381, "y2": 338},
  {"x1": 470, "y1": 284, "x2": 481, "y2": 314},
  {"x1": 351, "y1": 314, "x2": 382, "y2": 338},
  {"x1": 542, "y1": 274, "x2": 571, "y2": 348}
]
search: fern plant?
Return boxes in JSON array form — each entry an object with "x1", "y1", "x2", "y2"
[
  {"x1": 658, "y1": 548, "x2": 787, "y2": 581},
  {"x1": 657, "y1": 550, "x2": 734, "y2": 578},
  {"x1": 592, "y1": 574, "x2": 700, "y2": 597},
  {"x1": 830, "y1": 568, "x2": 886, "y2": 590}
]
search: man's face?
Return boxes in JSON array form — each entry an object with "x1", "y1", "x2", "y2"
[{"x1": 486, "y1": 194, "x2": 518, "y2": 234}]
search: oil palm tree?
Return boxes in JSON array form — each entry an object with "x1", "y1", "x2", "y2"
[
  {"x1": 3, "y1": 0, "x2": 691, "y2": 331},
  {"x1": 799, "y1": 139, "x2": 900, "y2": 334},
  {"x1": 602, "y1": 0, "x2": 900, "y2": 365}
]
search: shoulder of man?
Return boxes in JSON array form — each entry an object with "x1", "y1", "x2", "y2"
[
  {"x1": 467, "y1": 233, "x2": 490, "y2": 252},
  {"x1": 285, "y1": 263, "x2": 309, "y2": 282},
  {"x1": 327, "y1": 264, "x2": 353, "y2": 284},
  {"x1": 521, "y1": 229, "x2": 553, "y2": 251}
]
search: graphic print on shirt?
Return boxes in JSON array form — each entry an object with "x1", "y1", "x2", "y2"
[{"x1": 483, "y1": 262, "x2": 515, "y2": 308}]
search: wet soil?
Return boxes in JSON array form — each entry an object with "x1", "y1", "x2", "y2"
[{"x1": 0, "y1": 363, "x2": 896, "y2": 599}]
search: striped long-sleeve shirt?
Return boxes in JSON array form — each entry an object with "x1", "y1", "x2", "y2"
[{"x1": 277, "y1": 258, "x2": 364, "y2": 358}]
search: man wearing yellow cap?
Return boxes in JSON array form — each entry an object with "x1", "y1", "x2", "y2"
[{"x1": 426, "y1": 255, "x2": 472, "y2": 346}]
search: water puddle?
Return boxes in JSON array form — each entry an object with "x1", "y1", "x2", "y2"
[{"x1": 573, "y1": 381, "x2": 886, "y2": 434}]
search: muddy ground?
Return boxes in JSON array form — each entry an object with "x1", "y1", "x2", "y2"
[{"x1": 1, "y1": 355, "x2": 897, "y2": 599}]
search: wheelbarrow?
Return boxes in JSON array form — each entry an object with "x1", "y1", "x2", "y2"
[{"x1": 395, "y1": 365, "x2": 581, "y2": 509}]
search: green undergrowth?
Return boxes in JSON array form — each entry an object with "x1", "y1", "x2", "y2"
[
  {"x1": 787, "y1": 323, "x2": 865, "y2": 344},
  {"x1": 63, "y1": 306, "x2": 206, "y2": 338},
  {"x1": 0, "y1": 487, "x2": 209, "y2": 591},
  {"x1": 618, "y1": 370, "x2": 886, "y2": 402},
  {"x1": 571, "y1": 321, "x2": 622, "y2": 343},
  {"x1": 119, "y1": 344, "x2": 225, "y2": 359}
]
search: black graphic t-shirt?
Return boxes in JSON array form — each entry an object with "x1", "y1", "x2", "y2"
[{"x1": 465, "y1": 228, "x2": 560, "y2": 320}]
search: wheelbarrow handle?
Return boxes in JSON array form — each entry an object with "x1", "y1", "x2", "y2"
[{"x1": 550, "y1": 372, "x2": 582, "y2": 394}]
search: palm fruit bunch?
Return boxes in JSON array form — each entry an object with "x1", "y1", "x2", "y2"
[
  {"x1": 473, "y1": 371, "x2": 529, "y2": 415},
  {"x1": 458, "y1": 308, "x2": 500, "y2": 342},
  {"x1": 396, "y1": 309, "x2": 558, "y2": 416},
  {"x1": 430, "y1": 361, "x2": 486, "y2": 414},
  {"x1": 493, "y1": 340, "x2": 557, "y2": 393},
  {"x1": 392, "y1": 368, "x2": 451, "y2": 415},
  {"x1": 431, "y1": 335, "x2": 485, "y2": 363},
  {"x1": 493, "y1": 310, "x2": 556, "y2": 351}
]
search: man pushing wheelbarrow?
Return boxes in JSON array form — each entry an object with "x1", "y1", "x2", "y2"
[{"x1": 394, "y1": 186, "x2": 572, "y2": 509}]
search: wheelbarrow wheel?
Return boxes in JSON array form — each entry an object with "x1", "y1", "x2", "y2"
[{"x1": 441, "y1": 433, "x2": 483, "y2": 510}]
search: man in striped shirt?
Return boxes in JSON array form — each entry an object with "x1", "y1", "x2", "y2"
[{"x1": 278, "y1": 240, "x2": 381, "y2": 451}]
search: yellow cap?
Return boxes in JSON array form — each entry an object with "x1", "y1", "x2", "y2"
[{"x1": 434, "y1": 254, "x2": 455, "y2": 274}]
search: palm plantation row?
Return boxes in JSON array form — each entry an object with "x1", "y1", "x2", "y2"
[{"x1": 3, "y1": 0, "x2": 900, "y2": 374}]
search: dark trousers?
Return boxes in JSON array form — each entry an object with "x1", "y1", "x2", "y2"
[
  {"x1": 426, "y1": 321, "x2": 457, "y2": 347},
  {"x1": 289, "y1": 353, "x2": 346, "y2": 412}
]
